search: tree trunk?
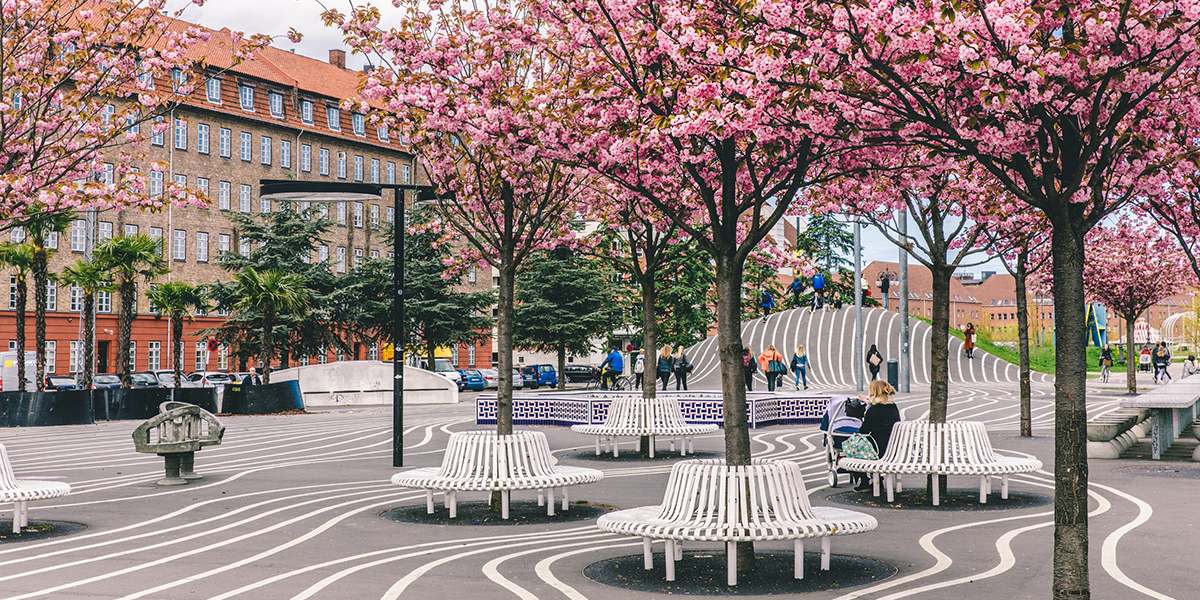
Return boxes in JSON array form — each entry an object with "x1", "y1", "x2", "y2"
[
  {"x1": 714, "y1": 248, "x2": 754, "y2": 572},
  {"x1": 15, "y1": 278, "x2": 27, "y2": 392},
  {"x1": 172, "y1": 316, "x2": 184, "y2": 389},
  {"x1": 556, "y1": 344, "x2": 566, "y2": 390},
  {"x1": 82, "y1": 295, "x2": 95, "y2": 390},
  {"x1": 1014, "y1": 261, "x2": 1032, "y2": 437},
  {"x1": 260, "y1": 314, "x2": 273, "y2": 385},
  {"x1": 1125, "y1": 313, "x2": 1137, "y2": 394},
  {"x1": 33, "y1": 248, "x2": 48, "y2": 390},
  {"x1": 495, "y1": 258, "x2": 516, "y2": 435},
  {"x1": 928, "y1": 263, "x2": 953, "y2": 423},
  {"x1": 425, "y1": 330, "x2": 436, "y2": 374},
  {"x1": 640, "y1": 272, "x2": 657, "y2": 457},
  {"x1": 117, "y1": 280, "x2": 135, "y2": 388},
  {"x1": 280, "y1": 348, "x2": 290, "y2": 370},
  {"x1": 1048, "y1": 223, "x2": 1090, "y2": 600}
]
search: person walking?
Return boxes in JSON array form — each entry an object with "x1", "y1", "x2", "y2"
[
  {"x1": 811, "y1": 272, "x2": 826, "y2": 310},
  {"x1": 633, "y1": 352, "x2": 645, "y2": 389},
  {"x1": 1153, "y1": 342, "x2": 1172, "y2": 384},
  {"x1": 788, "y1": 277, "x2": 805, "y2": 309},
  {"x1": 656, "y1": 346, "x2": 675, "y2": 391},
  {"x1": 866, "y1": 343, "x2": 884, "y2": 381},
  {"x1": 963, "y1": 322, "x2": 977, "y2": 359},
  {"x1": 742, "y1": 347, "x2": 756, "y2": 391},
  {"x1": 790, "y1": 343, "x2": 810, "y2": 390},
  {"x1": 673, "y1": 345, "x2": 691, "y2": 391},
  {"x1": 1099, "y1": 344, "x2": 1113, "y2": 383},
  {"x1": 758, "y1": 344, "x2": 787, "y2": 392},
  {"x1": 759, "y1": 289, "x2": 776, "y2": 319},
  {"x1": 879, "y1": 272, "x2": 891, "y2": 310},
  {"x1": 853, "y1": 380, "x2": 902, "y2": 492},
  {"x1": 599, "y1": 346, "x2": 624, "y2": 390}
]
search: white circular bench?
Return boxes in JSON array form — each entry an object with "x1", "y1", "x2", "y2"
[
  {"x1": 1, "y1": 443, "x2": 72, "y2": 534},
  {"x1": 391, "y1": 430, "x2": 603, "y2": 519},
  {"x1": 571, "y1": 396, "x2": 718, "y2": 458},
  {"x1": 839, "y1": 421, "x2": 1042, "y2": 505},
  {"x1": 597, "y1": 458, "x2": 877, "y2": 585}
]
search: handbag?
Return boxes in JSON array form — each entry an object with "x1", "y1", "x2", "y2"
[
  {"x1": 768, "y1": 359, "x2": 787, "y2": 374},
  {"x1": 841, "y1": 433, "x2": 879, "y2": 460}
]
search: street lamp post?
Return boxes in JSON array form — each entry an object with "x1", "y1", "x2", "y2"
[{"x1": 259, "y1": 179, "x2": 439, "y2": 468}]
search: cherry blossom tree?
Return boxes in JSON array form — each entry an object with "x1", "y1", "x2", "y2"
[
  {"x1": 326, "y1": 0, "x2": 583, "y2": 436},
  {"x1": 1085, "y1": 219, "x2": 1193, "y2": 393},
  {"x1": 808, "y1": 3, "x2": 1200, "y2": 594}
]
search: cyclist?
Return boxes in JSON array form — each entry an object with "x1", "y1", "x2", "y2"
[{"x1": 599, "y1": 346, "x2": 624, "y2": 390}]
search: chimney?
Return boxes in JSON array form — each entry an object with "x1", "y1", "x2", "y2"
[{"x1": 328, "y1": 49, "x2": 346, "y2": 69}]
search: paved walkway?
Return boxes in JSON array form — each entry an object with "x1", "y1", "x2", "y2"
[{"x1": 0, "y1": 382, "x2": 1192, "y2": 599}]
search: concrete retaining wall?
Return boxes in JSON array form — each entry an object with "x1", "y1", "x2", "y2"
[{"x1": 272, "y1": 361, "x2": 458, "y2": 406}]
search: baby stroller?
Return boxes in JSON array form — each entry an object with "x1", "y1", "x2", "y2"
[{"x1": 819, "y1": 396, "x2": 866, "y2": 487}]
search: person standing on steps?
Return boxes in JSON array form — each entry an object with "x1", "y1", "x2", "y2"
[
  {"x1": 866, "y1": 344, "x2": 883, "y2": 381},
  {"x1": 759, "y1": 289, "x2": 775, "y2": 319},
  {"x1": 742, "y1": 347, "x2": 756, "y2": 391},
  {"x1": 963, "y1": 322, "x2": 977, "y2": 359},
  {"x1": 633, "y1": 351, "x2": 645, "y2": 389},
  {"x1": 811, "y1": 272, "x2": 826, "y2": 311},
  {"x1": 1099, "y1": 344, "x2": 1113, "y2": 383},
  {"x1": 788, "y1": 276, "x2": 805, "y2": 309},
  {"x1": 879, "y1": 272, "x2": 891, "y2": 310},
  {"x1": 656, "y1": 346, "x2": 675, "y2": 391},
  {"x1": 790, "y1": 343, "x2": 809, "y2": 390},
  {"x1": 673, "y1": 345, "x2": 691, "y2": 391},
  {"x1": 758, "y1": 344, "x2": 787, "y2": 392}
]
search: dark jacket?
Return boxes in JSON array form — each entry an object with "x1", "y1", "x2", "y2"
[
  {"x1": 657, "y1": 355, "x2": 675, "y2": 374},
  {"x1": 859, "y1": 402, "x2": 901, "y2": 457},
  {"x1": 1153, "y1": 350, "x2": 1171, "y2": 368},
  {"x1": 674, "y1": 353, "x2": 690, "y2": 373},
  {"x1": 242, "y1": 374, "x2": 261, "y2": 386},
  {"x1": 866, "y1": 347, "x2": 883, "y2": 370}
]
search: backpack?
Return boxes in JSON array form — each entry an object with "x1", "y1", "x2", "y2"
[
  {"x1": 841, "y1": 433, "x2": 879, "y2": 460},
  {"x1": 813, "y1": 274, "x2": 825, "y2": 290}
]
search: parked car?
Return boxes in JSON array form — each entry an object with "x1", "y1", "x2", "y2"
[
  {"x1": 187, "y1": 371, "x2": 237, "y2": 387},
  {"x1": 511, "y1": 368, "x2": 524, "y2": 390},
  {"x1": 458, "y1": 369, "x2": 486, "y2": 391},
  {"x1": 93, "y1": 374, "x2": 122, "y2": 389},
  {"x1": 129, "y1": 372, "x2": 160, "y2": 388},
  {"x1": 478, "y1": 368, "x2": 499, "y2": 390},
  {"x1": 428, "y1": 359, "x2": 463, "y2": 388},
  {"x1": 45, "y1": 375, "x2": 79, "y2": 391},
  {"x1": 522, "y1": 364, "x2": 558, "y2": 388},
  {"x1": 519, "y1": 366, "x2": 541, "y2": 389},
  {"x1": 563, "y1": 364, "x2": 599, "y2": 384}
]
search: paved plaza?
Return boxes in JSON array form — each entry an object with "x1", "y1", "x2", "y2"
[{"x1": 0, "y1": 380, "x2": 1194, "y2": 600}]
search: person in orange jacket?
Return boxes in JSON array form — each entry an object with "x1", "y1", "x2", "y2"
[{"x1": 757, "y1": 344, "x2": 787, "y2": 392}]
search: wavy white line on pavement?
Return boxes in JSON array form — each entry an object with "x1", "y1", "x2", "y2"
[
  {"x1": 1092, "y1": 482, "x2": 1175, "y2": 599},
  {"x1": 534, "y1": 541, "x2": 645, "y2": 600},
  {"x1": 481, "y1": 534, "x2": 619, "y2": 599}
]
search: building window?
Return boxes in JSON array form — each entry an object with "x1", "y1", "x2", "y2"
[
  {"x1": 368, "y1": 344, "x2": 379, "y2": 360},
  {"x1": 318, "y1": 149, "x2": 329, "y2": 175},
  {"x1": 239, "y1": 84, "x2": 254, "y2": 111},
  {"x1": 336, "y1": 152, "x2": 346, "y2": 178},
  {"x1": 336, "y1": 202, "x2": 346, "y2": 224},
  {"x1": 149, "y1": 226, "x2": 163, "y2": 242},
  {"x1": 69, "y1": 285, "x2": 82, "y2": 312},
  {"x1": 336, "y1": 247, "x2": 346, "y2": 272},
  {"x1": 7, "y1": 276, "x2": 15, "y2": 308},
  {"x1": 318, "y1": 203, "x2": 329, "y2": 220},
  {"x1": 377, "y1": 125, "x2": 390, "y2": 142},
  {"x1": 353, "y1": 202, "x2": 363, "y2": 228},
  {"x1": 239, "y1": 238, "x2": 251, "y2": 256},
  {"x1": 173, "y1": 118, "x2": 187, "y2": 150},
  {"x1": 468, "y1": 267, "x2": 477, "y2": 284},
  {"x1": 149, "y1": 169, "x2": 164, "y2": 197},
  {"x1": 9, "y1": 227, "x2": 25, "y2": 244},
  {"x1": 300, "y1": 144, "x2": 312, "y2": 172},
  {"x1": 171, "y1": 68, "x2": 186, "y2": 91},
  {"x1": 151, "y1": 116, "x2": 165, "y2": 146},
  {"x1": 218, "y1": 181, "x2": 231, "y2": 210},
  {"x1": 401, "y1": 163, "x2": 412, "y2": 184},
  {"x1": 97, "y1": 290, "x2": 111, "y2": 313},
  {"x1": 218, "y1": 344, "x2": 229, "y2": 370},
  {"x1": 260, "y1": 136, "x2": 272, "y2": 165},
  {"x1": 370, "y1": 159, "x2": 379, "y2": 183},
  {"x1": 196, "y1": 232, "x2": 209, "y2": 262},
  {"x1": 44, "y1": 340, "x2": 55, "y2": 375},
  {"x1": 239, "y1": 184, "x2": 252, "y2": 213},
  {"x1": 326, "y1": 105, "x2": 340, "y2": 130},
  {"x1": 386, "y1": 161, "x2": 395, "y2": 184},
  {"x1": 218, "y1": 127, "x2": 231, "y2": 158},
  {"x1": 260, "y1": 198, "x2": 271, "y2": 213},
  {"x1": 206, "y1": 77, "x2": 221, "y2": 103},
  {"x1": 318, "y1": 245, "x2": 329, "y2": 263},
  {"x1": 69, "y1": 340, "x2": 81, "y2": 374},
  {"x1": 218, "y1": 233, "x2": 231, "y2": 256},
  {"x1": 370, "y1": 249, "x2": 379, "y2": 259},
  {"x1": 148, "y1": 342, "x2": 161, "y2": 371},
  {"x1": 280, "y1": 140, "x2": 292, "y2": 169},
  {"x1": 352, "y1": 113, "x2": 365, "y2": 135},
  {"x1": 45, "y1": 231, "x2": 57, "y2": 250},
  {"x1": 269, "y1": 91, "x2": 284, "y2": 118},
  {"x1": 196, "y1": 177, "x2": 209, "y2": 198},
  {"x1": 385, "y1": 206, "x2": 395, "y2": 225},
  {"x1": 300, "y1": 99, "x2": 313, "y2": 123},
  {"x1": 353, "y1": 247, "x2": 363, "y2": 267},
  {"x1": 172, "y1": 229, "x2": 186, "y2": 261},
  {"x1": 98, "y1": 221, "x2": 113, "y2": 242},
  {"x1": 195, "y1": 341, "x2": 208, "y2": 371},
  {"x1": 45, "y1": 282, "x2": 56, "y2": 311},
  {"x1": 354, "y1": 155, "x2": 363, "y2": 181},
  {"x1": 173, "y1": 174, "x2": 186, "y2": 189},
  {"x1": 239, "y1": 132, "x2": 252, "y2": 161},
  {"x1": 136, "y1": 59, "x2": 153, "y2": 89},
  {"x1": 468, "y1": 346, "x2": 476, "y2": 367},
  {"x1": 98, "y1": 163, "x2": 115, "y2": 185},
  {"x1": 369, "y1": 204, "x2": 379, "y2": 228},
  {"x1": 197, "y1": 123, "x2": 210, "y2": 154},
  {"x1": 127, "y1": 340, "x2": 136, "y2": 372}
]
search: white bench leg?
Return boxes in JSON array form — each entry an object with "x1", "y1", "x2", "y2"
[
  {"x1": 595, "y1": 437, "x2": 601, "y2": 456},
  {"x1": 547, "y1": 488, "x2": 556, "y2": 516},
  {"x1": 426, "y1": 491, "x2": 434, "y2": 515},
  {"x1": 675, "y1": 540, "x2": 683, "y2": 561},
  {"x1": 1002, "y1": 475, "x2": 1010, "y2": 500},
  {"x1": 11, "y1": 503, "x2": 19, "y2": 534},
  {"x1": 21, "y1": 502, "x2": 28, "y2": 528},
  {"x1": 643, "y1": 538, "x2": 653, "y2": 570},
  {"x1": 794, "y1": 539, "x2": 804, "y2": 579},
  {"x1": 896, "y1": 475, "x2": 903, "y2": 492},
  {"x1": 979, "y1": 476, "x2": 988, "y2": 504},
  {"x1": 448, "y1": 491, "x2": 458, "y2": 519},
  {"x1": 649, "y1": 435, "x2": 656, "y2": 458},
  {"x1": 886, "y1": 474, "x2": 895, "y2": 503},
  {"x1": 562, "y1": 489, "x2": 569, "y2": 511},
  {"x1": 932, "y1": 474, "x2": 940, "y2": 506},
  {"x1": 872, "y1": 473, "x2": 880, "y2": 497},
  {"x1": 726, "y1": 541, "x2": 736, "y2": 586},
  {"x1": 987, "y1": 476, "x2": 994, "y2": 495},
  {"x1": 821, "y1": 537, "x2": 831, "y2": 571},
  {"x1": 666, "y1": 540, "x2": 676, "y2": 581},
  {"x1": 612, "y1": 438, "x2": 619, "y2": 458},
  {"x1": 502, "y1": 490, "x2": 510, "y2": 520}
]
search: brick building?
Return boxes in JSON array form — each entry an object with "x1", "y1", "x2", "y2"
[{"x1": 0, "y1": 22, "x2": 493, "y2": 379}]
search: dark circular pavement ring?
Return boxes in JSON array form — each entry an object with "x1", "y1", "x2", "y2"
[
  {"x1": 381, "y1": 500, "x2": 615, "y2": 526},
  {"x1": 560, "y1": 449, "x2": 722, "y2": 463},
  {"x1": 823, "y1": 488, "x2": 1051, "y2": 511},
  {"x1": 0, "y1": 520, "x2": 87, "y2": 544},
  {"x1": 584, "y1": 550, "x2": 896, "y2": 595}
]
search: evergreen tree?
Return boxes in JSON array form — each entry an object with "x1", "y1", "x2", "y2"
[
  {"x1": 625, "y1": 239, "x2": 714, "y2": 349},
  {"x1": 514, "y1": 248, "x2": 620, "y2": 389},
  {"x1": 794, "y1": 214, "x2": 875, "y2": 308}
]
